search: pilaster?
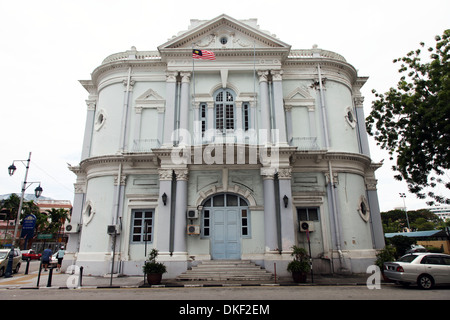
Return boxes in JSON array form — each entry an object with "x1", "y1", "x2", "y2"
[{"x1": 163, "y1": 72, "x2": 178, "y2": 147}]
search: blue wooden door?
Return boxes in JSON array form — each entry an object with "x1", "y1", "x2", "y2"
[{"x1": 211, "y1": 208, "x2": 241, "y2": 260}]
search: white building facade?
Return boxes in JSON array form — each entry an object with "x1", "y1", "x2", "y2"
[{"x1": 64, "y1": 15, "x2": 384, "y2": 278}]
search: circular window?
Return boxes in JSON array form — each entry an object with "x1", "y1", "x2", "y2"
[
  {"x1": 83, "y1": 201, "x2": 95, "y2": 226},
  {"x1": 95, "y1": 109, "x2": 107, "y2": 131},
  {"x1": 220, "y1": 36, "x2": 228, "y2": 45},
  {"x1": 357, "y1": 196, "x2": 370, "y2": 222},
  {"x1": 345, "y1": 106, "x2": 357, "y2": 128}
]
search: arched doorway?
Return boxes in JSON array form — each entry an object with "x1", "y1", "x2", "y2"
[{"x1": 201, "y1": 193, "x2": 249, "y2": 260}]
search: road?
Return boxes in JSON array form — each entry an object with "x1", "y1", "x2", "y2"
[{"x1": 1, "y1": 283, "x2": 449, "y2": 300}]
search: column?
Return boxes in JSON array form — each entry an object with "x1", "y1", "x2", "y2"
[
  {"x1": 179, "y1": 72, "x2": 191, "y2": 146},
  {"x1": 62, "y1": 181, "x2": 85, "y2": 269},
  {"x1": 366, "y1": 177, "x2": 385, "y2": 249},
  {"x1": 173, "y1": 169, "x2": 189, "y2": 255},
  {"x1": 354, "y1": 95, "x2": 371, "y2": 156},
  {"x1": 277, "y1": 168, "x2": 295, "y2": 252},
  {"x1": 156, "y1": 169, "x2": 173, "y2": 253},
  {"x1": 284, "y1": 104, "x2": 293, "y2": 145},
  {"x1": 258, "y1": 71, "x2": 271, "y2": 144},
  {"x1": 261, "y1": 167, "x2": 278, "y2": 252},
  {"x1": 271, "y1": 70, "x2": 288, "y2": 146},
  {"x1": 206, "y1": 101, "x2": 214, "y2": 143},
  {"x1": 236, "y1": 102, "x2": 243, "y2": 143},
  {"x1": 81, "y1": 100, "x2": 96, "y2": 160},
  {"x1": 163, "y1": 72, "x2": 178, "y2": 147}
]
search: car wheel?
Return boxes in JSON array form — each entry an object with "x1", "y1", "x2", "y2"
[
  {"x1": 14, "y1": 263, "x2": 20, "y2": 273},
  {"x1": 0, "y1": 267, "x2": 4, "y2": 277},
  {"x1": 417, "y1": 274, "x2": 434, "y2": 290}
]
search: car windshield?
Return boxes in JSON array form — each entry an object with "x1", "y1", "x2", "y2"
[
  {"x1": 0, "y1": 252, "x2": 8, "y2": 259},
  {"x1": 398, "y1": 254, "x2": 418, "y2": 262}
]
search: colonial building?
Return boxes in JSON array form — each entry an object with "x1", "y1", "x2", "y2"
[{"x1": 64, "y1": 15, "x2": 384, "y2": 278}]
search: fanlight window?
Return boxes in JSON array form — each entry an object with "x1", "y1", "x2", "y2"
[{"x1": 215, "y1": 89, "x2": 235, "y2": 133}]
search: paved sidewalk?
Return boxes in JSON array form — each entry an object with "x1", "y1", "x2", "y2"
[{"x1": 0, "y1": 269, "x2": 381, "y2": 290}]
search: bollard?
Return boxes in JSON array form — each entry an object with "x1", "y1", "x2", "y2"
[
  {"x1": 36, "y1": 260, "x2": 43, "y2": 287},
  {"x1": 47, "y1": 267, "x2": 55, "y2": 287},
  {"x1": 25, "y1": 258, "x2": 31, "y2": 275},
  {"x1": 79, "y1": 266, "x2": 83, "y2": 287}
]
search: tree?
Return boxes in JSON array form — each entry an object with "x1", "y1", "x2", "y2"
[
  {"x1": 44, "y1": 208, "x2": 70, "y2": 235},
  {"x1": 1, "y1": 194, "x2": 40, "y2": 223},
  {"x1": 381, "y1": 208, "x2": 441, "y2": 233},
  {"x1": 366, "y1": 30, "x2": 450, "y2": 206}
]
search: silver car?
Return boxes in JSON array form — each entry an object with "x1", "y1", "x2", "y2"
[
  {"x1": 0, "y1": 248, "x2": 22, "y2": 276},
  {"x1": 384, "y1": 252, "x2": 450, "y2": 289}
]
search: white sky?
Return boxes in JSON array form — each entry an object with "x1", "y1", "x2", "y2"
[{"x1": 0, "y1": 0, "x2": 449, "y2": 212}]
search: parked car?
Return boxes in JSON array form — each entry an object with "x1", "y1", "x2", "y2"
[
  {"x1": 21, "y1": 249, "x2": 42, "y2": 261},
  {"x1": 48, "y1": 252, "x2": 58, "y2": 268},
  {"x1": 384, "y1": 252, "x2": 450, "y2": 289},
  {"x1": 405, "y1": 244, "x2": 427, "y2": 254},
  {"x1": 0, "y1": 248, "x2": 22, "y2": 276}
]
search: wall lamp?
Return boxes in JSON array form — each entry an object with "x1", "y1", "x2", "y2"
[
  {"x1": 283, "y1": 195, "x2": 289, "y2": 208},
  {"x1": 162, "y1": 192, "x2": 168, "y2": 206}
]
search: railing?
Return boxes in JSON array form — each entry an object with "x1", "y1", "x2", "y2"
[
  {"x1": 131, "y1": 137, "x2": 322, "y2": 152},
  {"x1": 101, "y1": 48, "x2": 346, "y2": 65},
  {"x1": 290, "y1": 137, "x2": 321, "y2": 151},
  {"x1": 132, "y1": 139, "x2": 161, "y2": 152}
]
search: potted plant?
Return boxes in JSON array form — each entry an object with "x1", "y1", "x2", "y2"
[
  {"x1": 287, "y1": 246, "x2": 311, "y2": 283},
  {"x1": 142, "y1": 248, "x2": 167, "y2": 285},
  {"x1": 374, "y1": 245, "x2": 396, "y2": 282}
]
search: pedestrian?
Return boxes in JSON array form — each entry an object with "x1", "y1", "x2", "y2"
[
  {"x1": 42, "y1": 246, "x2": 52, "y2": 271},
  {"x1": 56, "y1": 245, "x2": 65, "y2": 272}
]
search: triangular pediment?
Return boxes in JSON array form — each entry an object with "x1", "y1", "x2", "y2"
[
  {"x1": 287, "y1": 87, "x2": 313, "y2": 100},
  {"x1": 136, "y1": 88, "x2": 164, "y2": 105},
  {"x1": 158, "y1": 14, "x2": 291, "y2": 52}
]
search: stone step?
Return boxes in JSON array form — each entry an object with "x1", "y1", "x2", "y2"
[{"x1": 177, "y1": 260, "x2": 273, "y2": 281}]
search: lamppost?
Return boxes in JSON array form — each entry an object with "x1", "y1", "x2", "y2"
[
  {"x1": 4, "y1": 152, "x2": 43, "y2": 278},
  {"x1": 399, "y1": 193, "x2": 411, "y2": 231}
]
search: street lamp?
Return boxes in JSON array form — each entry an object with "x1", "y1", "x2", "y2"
[
  {"x1": 399, "y1": 193, "x2": 411, "y2": 231},
  {"x1": 4, "y1": 152, "x2": 43, "y2": 278}
]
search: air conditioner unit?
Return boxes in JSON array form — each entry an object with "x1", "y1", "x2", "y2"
[
  {"x1": 107, "y1": 224, "x2": 121, "y2": 235},
  {"x1": 186, "y1": 209, "x2": 199, "y2": 219},
  {"x1": 299, "y1": 221, "x2": 314, "y2": 232},
  {"x1": 65, "y1": 223, "x2": 80, "y2": 233},
  {"x1": 187, "y1": 225, "x2": 200, "y2": 235}
]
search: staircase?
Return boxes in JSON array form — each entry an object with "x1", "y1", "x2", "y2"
[{"x1": 177, "y1": 260, "x2": 273, "y2": 281}]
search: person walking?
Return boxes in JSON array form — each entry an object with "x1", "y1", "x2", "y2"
[
  {"x1": 56, "y1": 245, "x2": 65, "y2": 272},
  {"x1": 41, "y1": 247, "x2": 52, "y2": 271}
]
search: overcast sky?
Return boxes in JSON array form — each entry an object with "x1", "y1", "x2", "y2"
[{"x1": 0, "y1": 0, "x2": 449, "y2": 212}]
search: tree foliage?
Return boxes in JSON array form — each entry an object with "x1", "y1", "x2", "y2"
[
  {"x1": 366, "y1": 30, "x2": 450, "y2": 205},
  {"x1": 381, "y1": 209, "x2": 443, "y2": 233}
]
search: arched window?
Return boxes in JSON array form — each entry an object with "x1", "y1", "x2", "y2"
[
  {"x1": 201, "y1": 193, "x2": 250, "y2": 238},
  {"x1": 214, "y1": 89, "x2": 235, "y2": 133}
]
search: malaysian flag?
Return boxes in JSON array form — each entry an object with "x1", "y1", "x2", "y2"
[{"x1": 192, "y1": 49, "x2": 216, "y2": 60}]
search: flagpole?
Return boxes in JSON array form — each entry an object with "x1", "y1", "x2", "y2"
[
  {"x1": 253, "y1": 40, "x2": 256, "y2": 130},
  {"x1": 192, "y1": 44, "x2": 196, "y2": 107}
]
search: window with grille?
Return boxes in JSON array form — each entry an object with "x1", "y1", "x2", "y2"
[
  {"x1": 200, "y1": 103, "x2": 207, "y2": 136},
  {"x1": 297, "y1": 208, "x2": 319, "y2": 221},
  {"x1": 131, "y1": 209, "x2": 154, "y2": 243},
  {"x1": 215, "y1": 89, "x2": 235, "y2": 133},
  {"x1": 243, "y1": 102, "x2": 250, "y2": 131}
]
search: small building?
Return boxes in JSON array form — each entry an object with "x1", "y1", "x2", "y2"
[
  {"x1": 65, "y1": 15, "x2": 384, "y2": 278},
  {"x1": 385, "y1": 230, "x2": 450, "y2": 254}
]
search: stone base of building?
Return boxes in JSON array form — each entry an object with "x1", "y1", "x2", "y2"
[{"x1": 61, "y1": 249, "x2": 377, "y2": 278}]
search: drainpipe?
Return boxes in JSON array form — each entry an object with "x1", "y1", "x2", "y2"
[
  {"x1": 317, "y1": 64, "x2": 344, "y2": 268},
  {"x1": 169, "y1": 170, "x2": 176, "y2": 256},
  {"x1": 120, "y1": 66, "x2": 132, "y2": 151}
]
